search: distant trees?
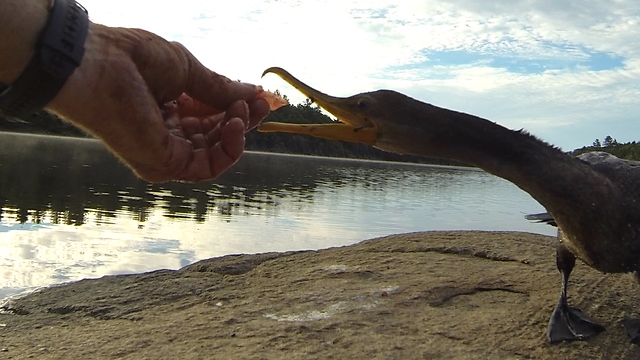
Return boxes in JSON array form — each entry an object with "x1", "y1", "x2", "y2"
[
  {"x1": 574, "y1": 135, "x2": 640, "y2": 161},
  {"x1": 299, "y1": 98, "x2": 323, "y2": 113},
  {"x1": 603, "y1": 135, "x2": 618, "y2": 147},
  {"x1": 0, "y1": 111, "x2": 87, "y2": 137},
  {"x1": 591, "y1": 136, "x2": 618, "y2": 148},
  {"x1": 5, "y1": 95, "x2": 638, "y2": 166},
  {"x1": 244, "y1": 92, "x2": 466, "y2": 166}
]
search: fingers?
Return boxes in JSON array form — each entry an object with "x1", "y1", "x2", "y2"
[
  {"x1": 196, "y1": 102, "x2": 248, "y2": 178},
  {"x1": 119, "y1": 30, "x2": 261, "y2": 110},
  {"x1": 180, "y1": 99, "x2": 250, "y2": 138},
  {"x1": 216, "y1": 118, "x2": 247, "y2": 168},
  {"x1": 180, "y1": 116, "x2": 203, "y2": 139},
  {"x1": 176, "y1": 93, "x2": 222, "y2": 117},
  {"x1": 178, "y1": 118, "x2": 246, "y2": 181},
  {"x1": 225, "y1": 100, "x2": 251, "y2": 129},
  {"x1": 170, "y1": 42, "x2": 261, "y2": 110},
  {"x1": 190, "y1": 134, "x2": 209, "y2": 150},
  {"x1": 168, "y1": 99, "x2": 249, "y2": 181},
  {"x1": 201, "y1": 101, "x2": 249, "y2": 150},
  {"x1": 248, "y1": 98, "x2": 270, "y2": 130},
  {"x1": 175, "y1": 93, "x2": 269, "y2": 130}
]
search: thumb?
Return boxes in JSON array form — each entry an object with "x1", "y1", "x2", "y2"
[{"x1": 172, "y1": 43, "x2": 260, "y2": 110}]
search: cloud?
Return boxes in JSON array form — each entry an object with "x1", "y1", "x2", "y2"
[{"x1": 79, "y1": 0, "x2": 640, "y2": 149}]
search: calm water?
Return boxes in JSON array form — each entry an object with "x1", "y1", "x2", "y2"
[{"x1": 0, "y1": 132, "x2": 554, "y2": 301}]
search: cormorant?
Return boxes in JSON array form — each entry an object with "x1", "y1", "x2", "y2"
[{"x1": 258, "y1": 67, "x2": 640, "y2": 345}]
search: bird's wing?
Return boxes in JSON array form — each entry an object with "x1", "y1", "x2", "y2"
[
  {"x1": 579, "y1": 151, "x2": 640, "y2": 199},
  {"x1": 526, "y1": 152, "x2": 640, "y2": 227}
]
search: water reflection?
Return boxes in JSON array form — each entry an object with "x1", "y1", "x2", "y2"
[
  {"x1": 0, "y1": 135, "x2": 333, "y2": 226},
  {"x1": 0, "y1": 132, "x2": 553, "y2": 301}
]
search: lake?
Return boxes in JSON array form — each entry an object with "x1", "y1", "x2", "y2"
[{"x1": 0, "y1": 132, "x2": 554, "y2": 301}]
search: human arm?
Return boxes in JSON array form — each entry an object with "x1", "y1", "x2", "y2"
[{"x1": 0, "y1": 0, "x2": 276, "y2": 182}]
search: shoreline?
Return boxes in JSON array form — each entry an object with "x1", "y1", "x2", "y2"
[
  {"x1": 0, "y1": 131, "x2": 473, "y2": 169},
  {"x1": 1, "y1": 230, "x2": 638, "y2": 359}
]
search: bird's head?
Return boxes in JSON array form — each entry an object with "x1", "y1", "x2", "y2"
[{"x1": 258, "y1": 67, "x2": 435, "y2": 155}]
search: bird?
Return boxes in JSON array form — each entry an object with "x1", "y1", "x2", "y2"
[{"x1": 258, "y1": 67, "x2": 640, "y2": 345}]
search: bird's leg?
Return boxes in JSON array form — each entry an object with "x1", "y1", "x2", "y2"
[
  {"x1": 547, "y1": 245, "x2": 606, "y2": 343},
  {"x1": 623, "y1": 272, "x2": 640, "y2": 346}
]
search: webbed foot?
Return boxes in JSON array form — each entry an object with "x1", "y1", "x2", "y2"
[
  {"x1": 547, "y1": 302, "x2": 605, "y2": 343},
  {"x1": 624, "y1": 317, "x2": 640, "y2": 346}
]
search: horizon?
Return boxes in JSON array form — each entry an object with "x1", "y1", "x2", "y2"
[{"x1": 81, "y1": 0, "x2": 640, "y2": 150}]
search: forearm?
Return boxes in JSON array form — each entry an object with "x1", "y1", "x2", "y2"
[
  {"x1": 0, "y1": 0, "x2": 273, "y2": 182},
  {"x1": 0, "y1": 0, "x2": 51, "y2": 83}
]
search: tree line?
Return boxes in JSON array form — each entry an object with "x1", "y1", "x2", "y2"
[
  {"x1": 0, "y1": 110, "x2": 87, "y2": 137},
  {"x1": 0, "y1": 93, "x2": 465, "y2": 166},
  {"x1": 2, "y1": 97, "x2": 640, "y2": 164},
  {"x1": 245, "y1": 92, "x2": 464, "y2": 165},
  {"x1": 573, "y1": 135, "x2": 640, "y2": 161}
]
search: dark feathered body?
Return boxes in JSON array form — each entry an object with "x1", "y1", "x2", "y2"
[{"x1": 365, "y1": 91, "x2": 640, "y2": 274}]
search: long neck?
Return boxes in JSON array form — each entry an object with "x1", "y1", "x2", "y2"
[
  {"x1": 374, "y1": 98, "x2": 640, "y2": 272},
  {"x1": 379, "y1": 103, "x2": 620, "y2": 231}
]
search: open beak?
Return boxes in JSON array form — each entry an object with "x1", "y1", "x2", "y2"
[{"x1": 257, "y1": 67, "x2": 378, "y2": 145}]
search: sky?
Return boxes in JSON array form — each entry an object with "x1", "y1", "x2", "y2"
[{"x1": 81, "y1": 0, "x2": 640, "y2": 150}]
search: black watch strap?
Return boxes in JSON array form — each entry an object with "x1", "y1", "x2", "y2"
[{"x1": 0, "y1": 0, "x2": 89, "y2": 120}]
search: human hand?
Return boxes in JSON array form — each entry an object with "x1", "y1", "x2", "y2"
[
  {"x1": 45, "y1": 23, "x2": 282, "y2": 182},
  {"x1": 158, "y1": 93, "x2": 270, "y2": 181}
]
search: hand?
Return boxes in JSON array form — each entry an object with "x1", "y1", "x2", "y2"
[
  {"x1": 160, "y1": 93, "x2": 266, "y2": 181},
  {"x1": 46, "y1": 23, "x2": 273, "y2": 182}
]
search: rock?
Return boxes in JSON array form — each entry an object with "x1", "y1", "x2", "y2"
[{"x1": 0, "y1": 231, "x2": 638, "y2": 359}]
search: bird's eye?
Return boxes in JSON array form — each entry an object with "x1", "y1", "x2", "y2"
[{"x1": 356, "y1": 98, "x2": 368, "y2": 110}]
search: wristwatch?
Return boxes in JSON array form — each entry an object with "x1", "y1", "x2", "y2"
[{"x1": 0, "y1": 0, "x2": 89, "y2": 120}]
